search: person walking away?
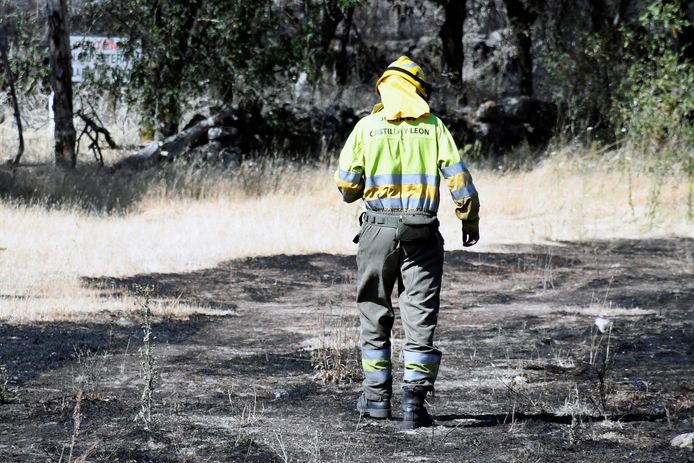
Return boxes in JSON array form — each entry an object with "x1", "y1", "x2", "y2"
[{"x1": 334, "y1": 56, "x2": 480, "y2": 430}]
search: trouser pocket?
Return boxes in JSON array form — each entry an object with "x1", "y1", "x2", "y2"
[
  {"x1": 353, "y1": 212, "x2": 368, "y2": 243},
  {"x1": 395, "y1": 216, "x2": 438, "y2": 242}
]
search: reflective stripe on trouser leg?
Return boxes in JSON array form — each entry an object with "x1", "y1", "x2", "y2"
[
  {"x1": 362, "y1": 347, "x2": 392, "y2": 387},
  {"x1": 403, "y1": 350, "x2": 441, "y2": 383}
]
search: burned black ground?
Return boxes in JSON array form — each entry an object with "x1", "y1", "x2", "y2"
[{"x1": 1, "y1": 239, "x2": 692, "y2": 462}]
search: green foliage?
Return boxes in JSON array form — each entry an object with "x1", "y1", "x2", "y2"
[
  {"x1": 81, "y1": 0, "x2": 289, "y2": 137},
  {"x1": 0, "y1": 2, "x2": 48, "y2": 95},
  {"x1": 536, "y1": 15, "x2": 623, "y2": 138},
  {"x1": 77, "y1": 0, "x2": 366, "y2": 137},
  {"x1": 613, "y1": 1, "x2": 694, "y2": 218},
  {"x1": 616, "y1": 1, "x2": 694, "y2": 155},
  {"x1": 337, "y1": 0, "x2": 364, "y2": 8},
  {"x1": 616, "y1": 2, "x2": 694, "y2": 144},
  {"x1": 2, "y1": 0, "x2": 367, "y2": 150}
]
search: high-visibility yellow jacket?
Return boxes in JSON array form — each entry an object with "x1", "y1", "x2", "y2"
[{"x1": 335, "y1": 112, "x2": 480, "y2": 230}]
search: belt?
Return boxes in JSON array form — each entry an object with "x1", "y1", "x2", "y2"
[
  {"x1": 361, "y1": 211, "x2": 400, "y2": 228},
  {"x1": 361, "y1": 210, "x2": 435, "y2": 228}
]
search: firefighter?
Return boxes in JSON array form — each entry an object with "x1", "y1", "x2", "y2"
[{"x1": 334, "y1": 56, "x2": 480, "y2": 430}]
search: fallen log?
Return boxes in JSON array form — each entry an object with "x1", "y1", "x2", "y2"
[{"x1": 115, "y1": 110, "x2": 239, "y2": 170}]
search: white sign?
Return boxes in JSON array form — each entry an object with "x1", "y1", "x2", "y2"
[{"x1": 70, "y1": 35, "x2": 136, "y2": 83}]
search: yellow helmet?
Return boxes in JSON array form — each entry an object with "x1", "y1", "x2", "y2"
[{"x1": 376, "y1": 55, "x2": 432, "y2": 100}]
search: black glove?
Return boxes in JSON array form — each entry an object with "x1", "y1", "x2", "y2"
[{"x1": 462, "y1": 221, "x2": 479, "y2": 247}]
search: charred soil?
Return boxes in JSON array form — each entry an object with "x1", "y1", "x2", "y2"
[{"x1": 1, "y1": 239, "x2": 693, "y2": 462}]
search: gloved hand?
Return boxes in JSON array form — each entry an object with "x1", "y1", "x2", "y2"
[{"x1": 462, "y1": 221, "x2": 479, "y2": 247}]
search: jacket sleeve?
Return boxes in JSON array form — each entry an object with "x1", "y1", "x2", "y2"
[
  {"x1": 334, "y1": 123, "x2": 365, "y2": 203},
  {"x1": 436, "y1": 119, "x2": 480, "y2": 231}
]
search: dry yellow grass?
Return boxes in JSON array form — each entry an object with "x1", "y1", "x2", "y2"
[{"x1": 1, "y1": 151, "x2": 692, "y2": 323}]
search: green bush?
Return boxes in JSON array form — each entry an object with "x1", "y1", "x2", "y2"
[{"x1": 615, "y1": 1, "x2": 694, "y2": 173}]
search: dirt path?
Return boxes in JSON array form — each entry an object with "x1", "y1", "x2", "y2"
[{"x1": 1, "y1": 239, "x2": 692, "y2": 462}]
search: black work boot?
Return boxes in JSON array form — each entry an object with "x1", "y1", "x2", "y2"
[
  {"x1": 401, "y1": 388, "x2": 433, "y2": 430},
  {"x1": 356, "y1": 393, "x2": 391, "y2": 419}
]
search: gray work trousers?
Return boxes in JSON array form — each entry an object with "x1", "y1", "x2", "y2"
[{"x1": 356, "y1": 212, "x2": 444, "y2": 400}]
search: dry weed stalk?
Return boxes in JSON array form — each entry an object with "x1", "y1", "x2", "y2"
[
  {"x1": 589, "y1": 318, "x2": 613, "y2": 365},
  {"x1": 311, "y1": 313, "x2": 360, "y2": 384},
  {"x1": 270, "y1": 428, "x2": 293, "y2": 463},
  {"x1": 542, "y1": 250, "x2": 555, "y2": 290},
  {"x1": 73, "y1": 347, "x2": 110, "y2": 400},
  {"x1": 561, "y1": 384, "x2": 587, "y2": 447},
  {"x1": 514, "y1": 248, "x2": 555, "y2": 290},
  {"x1": 134, "y1": 284, "x2": 157, "y2": 430},
  {"x1": 59, "y1": 388, "x2": 83, "y2": 463},
  {"x1": 512, "y1": 443, "x2": 544, "y2": 463},
  {"x1": 589, "y1": 317, "x2": 614, "y2": 415},
  {"x1": 301, "y1": 429, "x2": 322, "y2": 463},
  {"x1": 498, "y1": 377, "x2": 538, "y2": 408},
  {"x1": 0, "y1": 364, "x2": 11, "y2": 403},
  {"x1": 228, "y1": 388, "x2": 263, "y2": 427}
]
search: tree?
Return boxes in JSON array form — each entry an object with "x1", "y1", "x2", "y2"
[
  {"x1": 82, "y1": 0, "x2": 287, "y2": 138},
  {"x1": 79, "y1": 0, "x2": 367, "y2": 139},
  {"x1": 47, "y1": 0, "x2": 76, "y2": 167},
  {"x1": 0, "y1": 25, "x2": 25, "y2": 165}
]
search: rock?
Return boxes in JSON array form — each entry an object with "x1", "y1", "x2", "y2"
[
  {"x1": 670, "y1": 432, "x2": 694, "y2": 450},
  {"x1": 293, "y1": 71, "x2": 309, "y2": 100},
  {"x1": 207, "y1": 126, "x2": 238, "y2": 143},
  {"x1": 475, "y1": 97, "x2": 530, "y2": 124},
  {"x1": 139, "y1": 141, "x2": 161, "y2": 158},
  {"x1": 462, "y1": 0, "x2": 523, "y2": 103},
  {"x1": 594, "y1": 317, "x2": 612, "y2": 333},
  {"x1": 182, "y1": 114, "x2": 207, "y2": 131},
  {"x1": 115, "y1": 316, "x2": 134, "y2": 327},
  {"x1": 0, "y1": 167, "x2": 12, "y2": 187},
  {"x1": 512, "y1": 375, "x2": 529, "y2": 385},
  {"x1": 207, "y1": 127, "x2": 223, "y2": 141},
  {"x1": 219, "y1": 147, "x2": 242, "y2": 168},
  {"x1": 468, "y1": 96, "x2": 556, "y2": 149}
]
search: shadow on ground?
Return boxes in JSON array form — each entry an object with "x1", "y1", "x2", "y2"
[{"x1": 0, "y1": 238, "x2": 692, "y2": 462}]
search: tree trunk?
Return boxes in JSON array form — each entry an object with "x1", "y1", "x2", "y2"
[
  {"x1": 504, "y1": 0, "x2": 538, "y2": 97},
  {"x1": 0, "y1": 30, "x2": 24, "y2": 165},
  {"x1": 335, "y1": 6, "x2": 354, "y2": 85},
  {"x1": 439, "y1": 0, "x2": 466, "y2": 82},
  {"x1": 47, "y1": 0, "x2": 76, "y2": 167}
]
